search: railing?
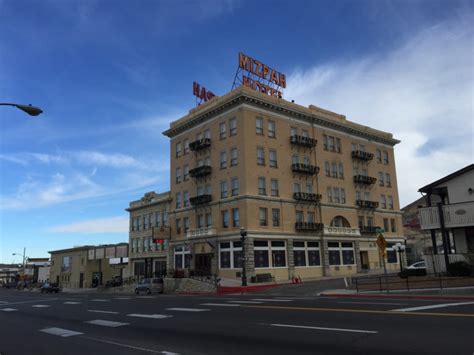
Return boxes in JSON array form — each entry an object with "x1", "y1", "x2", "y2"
[
  {"x1": 351, "y1": 150, "x2": 374, "y2": 161},
  {"x1": 418, "y1": 201, "x2": 474, "y2": 229},
  {"x1": 189, "y1": 165, "x2": 212, "y2": 178},
  {"x1": 295, "y1": 222, "x2": 324, "y2": 232},
  {"x1": 425, "y1": 253, "x2": 474, "y2": 273},
  {"x1": 189, "y1": 138, "x2": 211, "y2": 152},
  {"x1": 190, "y1": 194, "x2": 212, "y2": 206},
  {"x1": 186, "y1": 227, "x2": 217, "y2": 239},
  {"x1": 324, "y1": 226, "x2": 361, "y2": 236},
  {"x1": 293, "y1": 192, "x2": 322, "y2": 202},
  {"x1": 290, "y1": 135, "x2": 317, "y2": 148},
  {"x1": 356, "y1": 200, "x2": 379, "y2": 209},
  {"x1": 292, "y1": 163, "x2": 320, "y2": 175},
  {"x1": 353, "y1": 175, "x2": 377, "y2": 185},
  {"x1": 359, "y1": 226, "x2": 380, "y2": 234}
]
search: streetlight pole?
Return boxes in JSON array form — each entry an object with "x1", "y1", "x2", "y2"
[
  {"x1": 240, "y1": 227, "x2": 247, "y2": 287},
  {"x1": 12, "y1": 247, "x2": 27, "y2": 268},
  {"x1": 393, "y1": 242, "x2": 406, "y2": 273},
  {"x1": 0, "y1": 103, "x2": 43, "y2": 116}
]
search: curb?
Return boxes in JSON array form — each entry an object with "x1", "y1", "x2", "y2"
[
  {"x1": 217, "y1": 283, "x2": 281, "y2": 294},
  {"x1": 319, "y1": 293, "x2": 474, "y2": 301}
]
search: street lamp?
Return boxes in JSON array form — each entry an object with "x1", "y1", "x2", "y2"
[
  {"x1": 12, "y1": 247, "x2": 27, "y2": 268},
  {"x1": 393, "y1": 242, "x2": 406, "y2": 273},
  {"x1": 0, "y1": 103, "x2": 43, "y2": 116},
  {"x1": 240, "y1": 227, "x2": 247, "y2": 287}
]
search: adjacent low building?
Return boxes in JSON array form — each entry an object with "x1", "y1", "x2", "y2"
[{"x1": 49, "y1": 243, "x2": 129, "y2": 288}]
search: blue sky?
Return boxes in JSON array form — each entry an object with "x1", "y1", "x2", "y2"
[{"x1": 0, "y1": 0, "x2": 472, "y2": 262}]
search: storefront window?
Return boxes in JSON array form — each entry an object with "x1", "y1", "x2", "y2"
[{"x1": 219, "y1": 241, "x2": 243, "y2": 269}]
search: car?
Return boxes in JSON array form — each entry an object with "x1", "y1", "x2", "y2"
[
  {"x1": 134, "y1": 278, "x2": 164, "y2": 295},
  {"x1": 40, "y1": 283, "x2": 60, "y2": 293},
  {"x1": 2, "y1": 281, "x2": 18, "y2": 289},
  {"x1": 406, "y1": 261, "x2": 426, "y2": 270}
]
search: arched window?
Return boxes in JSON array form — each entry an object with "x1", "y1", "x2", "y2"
[{"x1": 330, "y1": 216, "x2": 350, "y2": 228}]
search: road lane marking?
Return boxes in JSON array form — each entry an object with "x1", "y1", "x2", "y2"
[
  {"x1": 90, "y1": 299, "x2": 109, "y2": 302},
  {"x1": 39, "y1": 327, "x2": 83, "y2": 337},
  {"x1": 241, "y1": 304, "x2": 474, "y2": 318},
  {"x1": 390, "y1": 301, "x2": 474, "y2": 312},
  {"x1": 32, "y1": 305, "x2": 51, "y2": 308},
  {"x1": 166, "y1": 308, "x2": 210, "y2": 312},
  {"x1": 82, "y1": 336, "x2": 179, "y2": 354},
  {"x1": 88, "y1": 309, "x2": 120, "y2": 314},
  {"x1": 264, "y1": 323, "x2": 378, "y2": 334},
  {"x1": 252, "y1": 298, "x2": 293, "y2": 302},
  {"x1": 115, "y1": 297, "x2": 132, "y2": 300},
  {"x1": 338, "y1": 301, "x2": 407, "y2": 306},
  {"x1": 227, "y1": 300, "x2": 263, "y2": 304},
  {"x1": 0, "y1": 308, "x2": 18, "y2": 312},
  {"x1": 136, "y1": 296, "x2": 157, "y2": 299},
  {"x1": 127, "y1": 314, "x2": 173, "y2": 319},
  {"x1": 0, "y1": 301, "x2": 8, "y2": 304},
  {"x1": 1, "y1": 298, "x2": 58, "y2": 305},
  {"x1": 200, "y1": 303, "x2": 241, "y2": 307},
  {"x1": 64, "y1": 301, "x2": 81, "y2": 304},
  {"x1": 86, "y1": 319, "x2": 129, "y2": 327}
]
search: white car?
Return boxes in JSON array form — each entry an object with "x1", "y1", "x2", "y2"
[{"x1": 406, "y1": 261, "x2": 426, "y2": 270}]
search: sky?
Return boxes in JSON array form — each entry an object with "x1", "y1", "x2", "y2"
[{"x1": 0, "y1": 0, "x2": 472, "y2": 263}]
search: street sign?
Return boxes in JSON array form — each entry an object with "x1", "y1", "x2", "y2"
[{"x1": 376, "y1": 234, "x2": 387, "y2": 257}]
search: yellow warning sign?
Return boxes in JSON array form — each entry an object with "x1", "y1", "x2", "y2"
[{"x1": 376, "y1": 234, "x2": 387, "y2": 257}]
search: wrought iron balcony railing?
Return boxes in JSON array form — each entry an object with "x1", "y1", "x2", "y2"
[
  {"x1": 356, "y1": 200, "x2": 379, "y2": 209},
  {"x1": 293, "y1": 192, "x2": 322, "y2": 202},
  {"x1": 292, "y1": 163, "x2": 320, "y2": 175},
  {"x1": 295, "y1": 222, "x2": 324, "y2": 232},
  {"x1": 353, "y1": 175, "x2": 377, "y2": 185},
  {"x1": 359, "y1": 226, "x2": 380, "y2": 234},
  {"x1": 190, "y1": 194, "x2": 212, "y2": 206},
  {"x1": 290, "y1": 135, "x2": 317, "y2": 148},
  {"x1": 189, "y1": 138, "x2": 211, "y2": 152},
  {"x1": 189, "y1": 165, "x2": 212, "y2": 178},
  {"x1": 351, "y1": 150, "x2": 374, "y2": 161}
]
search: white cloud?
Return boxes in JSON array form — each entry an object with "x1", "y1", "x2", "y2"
[
  {"x1": 286, "y1": 16, "x2": 473, "y2": 207},
  {"x1": 49, "y1": 216, "x2": 128, "y2": 234}
]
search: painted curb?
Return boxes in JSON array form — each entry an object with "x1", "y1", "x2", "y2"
[{"x1": 319, "y1": 293, "x2": 474, "y2": 301}]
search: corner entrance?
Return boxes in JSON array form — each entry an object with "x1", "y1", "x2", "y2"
[{"x1": 194, "y1": 253, "x2": 212, "y2": 276}]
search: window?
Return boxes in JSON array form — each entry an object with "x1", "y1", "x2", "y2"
[
  {"x1": 174, "y1": 245, "x2": 191, "y2": 269},
  {"x1": 383, "y1": 151, "x2": 389, "y2": 165},
  {"x1": 325, "y1": 161, "x2": 330, "y2": 176},
  {"x1": 258, "y1": 177, "x2": 266, "y2": 195},
  {"x1": 355, "y1": 191, "x2": 361, "y2": 202},
  {"x1": 306, "y1": 183, "x2": 313, "y2": 193},
  {"x1": 175, "y1": 142, "x2": 182, "y2": 157},
  {"x1": 303, "y1": 156, "x2": 310, "y2": 165},
  {"x1": 62, "y1": 256, "x2": 72, "y2": 272},
  {"x1": 183, "y1": 165, "x2": 189, "y2": 181},
  {"x1": 222, "y1": 210, "x2": 229, "y2": 228},
  {"x1": 268, "y1": 120, "x2": 276, "y2": 137},
  {"x1": 132, "y1": 239, "x2": 137, "y2": 253},
  {"x1": 136, "y1": 216, "x2": 141, "y2": 231},
  {"x1": 271, "y1": 241, "x2": 286, "y2": 267},
  {"x1": 336, "y1": 138, "x2": 341, "y2": 153},
  {"x1": 391, "y1": 218, "x2": 396, "y2": 232},
  {"x1": 379, "y1": 172, "x2": 385, "y2": 186},
  {"x1": 269, "y1": 149, "x2": 278, "y2": 168},
  {"x1": 197, "y1": 214, "x2": 204, "y2": 228},
  {"x1": 294, "y1": 241, "x2": 320, "y2": 267},
  {"x1": 220, "y1": 180, "x2": 228, "y2": 199},
  {"x1": 388, "y1": 195, "x2": 394, "y2": 210},
  {"x1": 385, "y1": 173, "x2": 392, "y2": 187},
  {"x1": 367, "y1": 216, "x2": 374, "y2": 227},
  {"x1": 271, "y1": 179, "x2": 279, "y2": 197},
  {"x1": 254, "y1": 240, "x2": 269, "y2": 268},
  {"x1": 384, "y1": 218, "x2": 390, "y2": 232},
  {"x1": 333, "y1": 187, "x2": 340, "y2": 203},
  {"x1": 387, "y1": 243, "x2": 397, "y2": 263},
  {"x1": 204, "y1": 129, "x2": 210, "y2": 139},
  {"x1": 231, "y1": 177, "x2": 239, "y2": 196},
  {"x1": 338, "y1": 163, "x2": 344, "y2": 179},
  {"x1": 376, "y1": 149, "x2": 382, "y2": 163},
  {"x1": 220, "y1": 151, "x2": 227, "y2": 169},
  {"x1": 323, "y1": 134, "x2": 328, "y2": 150},
  {"x1": 230, "y1": 148, "x2": 238, "y2": 166},
  {"x1": 206, "y1": 213, "x2": 212, "y2": 227},
  {"x1": 331, "y1": 162, "x2": 338, "y2": 178},
  {"x1": 328, "y1": 136, "x2": 335, "y2": 151},
  {"x1": 176, "y1": 219, "x2": 181, "y2": 234},
  {"x1": 292, "y1": 155, "x2": 299, "y2": 164},
  {"x1": 254, "y1": 240, "x2": 287, "y2": 268},
  {"x1": 293, "y1": 182, "x2": 301, "y2": 193},
  {"x1": 163, "y1": 212, "x2": 169, "y2": 227},
  {"x1": 183, "y1": 191, "x2": 189, "y2": 207},
  {"x1": 197, "y1": 185, "x2": 204, "y2": 196},
  {"x1": 205, "y1": 184, "x2": 211, "y2": 195},
  {"x1": 259, "y1": 208, "x2": 268, "y2": 226},
  {"x1": 328, "y1": 242, "x2": 355, "y2": 266},
  {"x1": 232, "y1": 208, "x2": 240, "y2": 227},
  {"x1": 302, "y1": 129, "x2": 309, "y2": 138},
  {"x1": 295, "y1": 210, "x2": 304, "y2": 223},
  {"x1": 183, "y1": 139, "x2": 189, "y2": 154},
  {"x1": 307, "y1": 212, "x2": 315, "y2": 223},
  {"x1": 197, "y1": 132, "x2": 203, "y2": 140},
  {"x1": 358, "y1": 216, "x2": 364, "y2": 228},
  {"x1": 176, "y1": 192, "x2": 181, "y2": 209},
  {"x1": 257, "y1": 147, "x2": 265, "y2": 165},
  {"x1": 155, "y1": 212, "x2": 161, "y2": 227},
  {"x1": 175, "y1": 167, "x2": 182, "y2": 184},
  {"x1": 341, "y1": 188, "x2": 346, "y2": 204},
  {"x1": 219, "y1": 122, "x2": 226, "y2": 139},
  {"x1": 219, "y1": 241, "x2": 242, "y2": 269},
  {"x1": 291, "y1": 127, "x2": 297, "y2": 136},
  {"x1": 183, "y1": 217, "x2": 190, "y2": 233},
  {"x1": 380, "y1": 195, "x2": 387, "y2": 209},
  {"x1": 229, "y1": 117, "x2": 237, "y2": 136},
  {"x1": 327, "y1": 187, "x2": 333, "y2": 203},
  {"x1": 256, "y1": 117, "x2": 264, "y2": 135},
  {"x1": 272, "y1": 209, "x2": 280, "y2": 227}
]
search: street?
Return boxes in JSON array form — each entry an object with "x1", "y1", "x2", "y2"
[{"x1": 1, "y1": 288, "x2": 473, "y2": 354}]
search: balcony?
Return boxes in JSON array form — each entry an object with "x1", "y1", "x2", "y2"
[
  {"x1": 356, "y1": 200, "x2": 379, "y2": 209},
  {"x1": 324, "y1": 226, "x2": 361, "y2": 236},
  {"x1": 351, "y1": 150, "x2": 374, "y2": 161},
  {"x1": 189, "y1": 138, "x2": 211, "y2": 152},
  {"x1": 190, "y1": 194, "x2": 212, "y2": 206},
  {"x1": 292, "y1": 163, "x2": 320, "y2": 175},
  {"x1": 290, "y1": 135, "x2": 317, "y2": 148},
  {"x1": 294, "y1": 192, "x2": 322, "y2": 202},
  {"x1": 189, "y1": 165, "x2": 212, "y2": 178},
  {"x1": 359, "y1": 226, "x2": 380, "y2": 234},
  {"x1": 295, "y1": 222, "x2": 324, "y2": 232},
  {"x1": 418, "y1": 201, "x2": 474, "y2": 229},
  {"x1": 353, "y1": 175, "x2": 377, "y2": 185},
  {"x1": 186, "y1": 226, "x2": 217, "y2": 239}
]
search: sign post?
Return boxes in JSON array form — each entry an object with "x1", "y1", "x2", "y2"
[{"x1": 376, "y1": 229, "x2": 389, "y2": 293}]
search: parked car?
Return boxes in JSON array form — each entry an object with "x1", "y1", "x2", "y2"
[
  {"x1": 40, "y1": 283, "x2": 60, "y2": 293},
  {"x1": 135, "y1": 278, "x2": 164, "y2": 295},
  {"x1": 399, "y1": 261, "x2": 427, "y2": 278},
  {"x1": 2, "y1": 281, "x2": 18, "y2": 289},
  {"x1": 406, "y1": 261, "x2": 427, "y2": 270}
]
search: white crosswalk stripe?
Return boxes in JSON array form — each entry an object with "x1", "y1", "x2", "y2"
[
  {"x1": 88, "y1": 309, "x2": 120, "y2": 314},
  {"x1": 115, "y1": 297, "x2": 132, "y2": 300},
  {"x1": 227, "y1": 300, "x2": 262, "y2": 304},
  {"x1": 0, "y1": 308, "x2": 17, "y2": 312},
  {"x1": 64, "y1": 301, "x2": 81, "y2": 305},
  {"x1": 251, "y1": 298, "x2": 293, "y2": 302},
  {"x1": 127, "y1": 314, "x2": 172, "y2": 319},
  {"x1": 90, "y1": 299, "x2": 109, "y2": 302},
  {"x1": 166, "y1": 308, "x2": 210, "y2": 312},
  {"x1": 200, "y1": 303, "x2": 240, "y2": 307},
  {"x1": 32, "y1": 305, "x2": 51, "y2": 308},
  {"x1": 40, "y1": 327, "x2": 83, "y2": 337},
  {"x1": 85, "y1": 319, "x2": 129, "y2": 327}
]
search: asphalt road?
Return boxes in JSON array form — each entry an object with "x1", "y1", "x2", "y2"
[{"x1": 1, "y1": 288, "x2": 473, "y2": 355}]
